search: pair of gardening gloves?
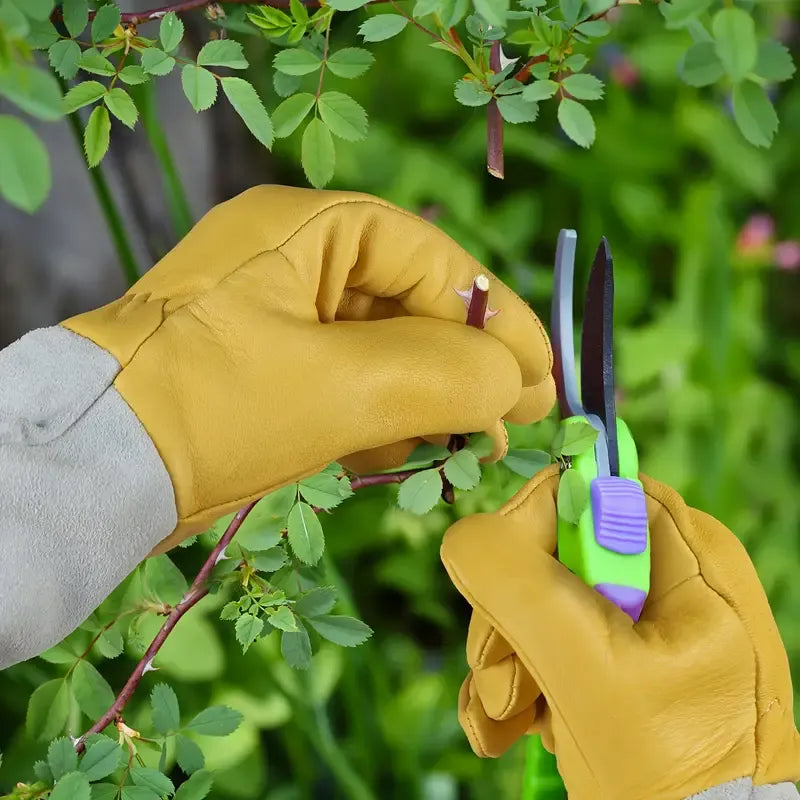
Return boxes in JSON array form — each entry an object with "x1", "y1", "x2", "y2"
[{"x1": 61, "y1": 186, "x2": 799, "y2": 799}]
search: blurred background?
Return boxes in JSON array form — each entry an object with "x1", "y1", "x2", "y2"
[{"x1": 0, "y1": 1, "x2": 799, "y2": 797}]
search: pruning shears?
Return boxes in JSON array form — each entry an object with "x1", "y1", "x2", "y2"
[{"x1": 550, "y1": 229, "x2": 650, "y2": 622}]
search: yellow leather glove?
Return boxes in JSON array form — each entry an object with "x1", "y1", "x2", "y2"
[
  {"x1": 61, "y1": 185, "x2": 554, "y2": 553},
  {"x1": 441, "y1": 466, "x2": 800, "y2": 800}
]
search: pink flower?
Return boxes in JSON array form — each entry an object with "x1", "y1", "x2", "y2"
[
  {"x1": 773, "y1": 240, "x2": 800, "y2": 271},
  {"x1": 736, "y1": 213, "x2": 775, "y2": 254}
]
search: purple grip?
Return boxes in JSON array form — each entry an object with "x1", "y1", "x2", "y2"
[
  {"x1": 591, "y1": 477, "x2": 648, "y2": 555},
  {"x1": 593, "y1": 583, "x2": 647, "y2": 621}
]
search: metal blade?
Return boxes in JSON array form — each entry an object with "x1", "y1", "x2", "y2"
[{"x1": 580, "y1": 237, "x2": 619, "y2": 476}]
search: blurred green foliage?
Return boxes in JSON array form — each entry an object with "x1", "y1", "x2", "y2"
[{"x1": 1, "y1": 2, "x2": 799, "y2": 798}]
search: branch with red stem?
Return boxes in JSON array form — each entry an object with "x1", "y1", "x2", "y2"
[{"x1": 486, "y1": 43, "x2": 504, "y2": 180}]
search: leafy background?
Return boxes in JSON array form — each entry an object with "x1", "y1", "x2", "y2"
[{"x1": 0, "y1": 0, "x2": 799, "y2": 798}]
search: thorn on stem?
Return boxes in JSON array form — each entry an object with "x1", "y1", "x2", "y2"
[{"x1": 455, "y1": 274, "x2": 499, "y2": 330}]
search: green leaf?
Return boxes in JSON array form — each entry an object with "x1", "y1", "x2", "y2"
[
  {"x1": 561, "y1": 73, "x2": 604, "y2": 100},
  {"x1": 522, "y1": 79, "x2": 558, "y2": 101},
  {"x1": 317, "y1": 91, "x2": 368, "y2": 141},
  {"x1": 732, "y1": 80, "x2": 778, "y2": 148},
  {"x1": 298, "y1": 472, "x2": 346, "y2": 509},
  {"x1": 274, "y1": 48, "x2": 322, "y2": 76},
  {"x1": 326, "y1": 0, "x2": 370, "y2": 10},
  {"x1": 287, "y1": 501, "x2": 325, "y2": 564},
  {"x1": 131, "y1": 766, "x2": 175, "y2": 796},
  {"x1": 575, "y1": 19, "x2": 609, "y2": 37},
  {"x1": 26, "y1": 678, "x2": 69, "y2": 741},
  {"x1": 443, "y1": 449, "x2": 481, "y2": 490},
  {"x1": 502, "y1": 449, "x2": 551, "y2": 477},
  {"x1": 160, "y1": 11, "x2": 184, "y2": 52},
  {"x1": 465, "y1": 433, "x2": 494, "y2": 459},
  {"x1": 104, "y1": 87, "x2": 138, "y2": 128},
  {"x1": 659, "y1": 0, "x2": 712, "y2": 29},
  {"x1": 198, "y1": 39, "x2": 248, "y2": 69},
  {"x1": 557, "y1": 98, "x2": 595, "y2": 148},
  {"x1": 251, "y1": 546, "x2": 287, "y2": 573},
  {"x1": 220, "y1": 601, "x2": 240, "y2": 620},
  {"x1": 48, "y1": 39, "x2": 81, "y2": 79},
  {"x1": 141, "y1": 48, "x2": 176, "y2": 76},
  {"x1": 327, "y1": 47, "x2": 375, "y2": 78},
  {"x1": 48, "y1": 737, "x2": 78, "y2": 780},
  {"x1": 497, "y1": 94, "x2": 539, "y2": 123},
  {"x1": 62, "y1": 0, "x2": 88, "y2": 36},
  {"x1": 267, "y1": 606, "x2": 298, "y2": 632},
  {"x1": 712, "y1": 7, "x2": 757, "y2": 82},
  {"x1": 397, "y1": 469, "x2": 443, "y2": 514},
  {"x1": 95, "y1": 627, "x2": 124, "y2": 659},
  {"x1": 176, "y1": 735, "x2": 205, "y2": 775},
  {"x1": 0, "y1": 115, "x2": 51, "y2": 213},
  {"x1": 221, "y1": 77, "x2": 274, "y2": 148},
  {"x1": 405, "y1": 442, "x2": 452, "y2": 464},
  {"x1": 235, "y1": 612, "x2": 265, "y2": 651},
  {"x1": 181, "y1": 65, "x2": 218, "y2": 111},
  {"x1": 248, "y1": 6, "x2": 292, "y2": 34},
  {"x1": 552, "y1": 420, "x2": 599, "y2": 456},
  {"x1": 0, "y1": 64, "x2": 63, "y2": 120},
  {"x1": 308, "y1": 615, "x2": 373, "y2": 647},
  {"x1": 564, "y1": 53, "x2": 588, "y2": 71},
  {"x1": 281, "y1": 626, "x2": 312, "y2": 669},
  {"x1": 73, "y1": 659, "x2": 115, "y2": 718},
  {"x1": 26, "y1": 18, "x2": 59, "y2": 48},
  {"x1": 559, "y1": 0, "x2": 581, "y2": 26},
  {"x1": 151, "y1": 683, "x2": 181, "y2": 734},
  {"x1": 358, "y1": 14, "x2": 409, "y2": 43},
  {"x1": 295, "y1": 586, "x2": 337, "y2": 618},
  {"x1": 754, "y1": 41, "x2": 795, "y2": 82},
  {"x1": 301, "y1": 117, "x2": 335, "y2": 189},
  {"x1": 681, "y1": 41, "x2": 724, "y2": 86},
  {"x1": 34, "y1": 760, "x2": 53, "y2": 783},
  {"x1": 91, "y1": 4, "x2": 121, "y2": 42},
  {"x1": 121, "y1": 788, "x2": 161, "y2": 800},
  {"x1": 272, "y1": 92, "x2": 316, "y2": 138},
  {"x1": 413, "y1": 0, "x2": 439, "y2": 16},
  {"x1": 92, "y1": 784, "x2": 120, "y2": 800},
  {"x1": 174, "y1": 770, "x2": 213, "y2": 800},
  {"x1": 51, "y1": 771, "x2": 91, "y2": 800},
  {"x1": 290, "y1": 0, "x2": 309, "y2": 24},
  {"x1": 273, "y1": 70, "x2": 301, "y2": 97},
  {"x1": 79, "y1": 738, "x2": 121, "y2": 781},
  {"x1": 118, "y1": 65, "x2": 150, "y2": 85},
  {"x1": 145, "y1": 554, "x2": 188, "y2": 605},
  {"x1": 473, "y1": 0, "x2": 508, "y2": 27},
  {"x1": 79, "y1": 48, "x2": 116, "y2": 76},
  {"x1": 454, "y1": 78, "x2": 492, "y2": 107},
  {"x1": 557, "y1": 469, "x2": 589, "y2": 525},
  {"x1": 186, "y1": 706, "x2": 243, "y2": 737}
]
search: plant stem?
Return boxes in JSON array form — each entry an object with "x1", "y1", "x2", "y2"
[{"x1": 487, "y1": 42, "x2": 504, "y2": 179}]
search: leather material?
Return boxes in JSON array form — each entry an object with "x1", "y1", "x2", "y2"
[
  {"x1": 61, "y1": 185, "x2": 554, "y2": 552},
  {"x1": 440, "y1": 466, "x2": 800, "y2": 800}
]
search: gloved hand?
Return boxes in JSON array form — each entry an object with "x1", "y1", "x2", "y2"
[
  {"x1": 62, "y1": 185, "x2": 554, "y2": 553},
  {"x1": 441, "y1": 466, "x2": 800, "y2": 800}
]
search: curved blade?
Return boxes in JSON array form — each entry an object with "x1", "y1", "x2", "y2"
[{"x1": 581, "y1": 238, "x2": 619, "y2": 476}]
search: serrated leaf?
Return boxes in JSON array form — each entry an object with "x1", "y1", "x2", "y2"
[
  {"x1": 561, "y1": 72, "x2": 604, "y2": 100},
  {"x1": 221, "y1": 77, "x2": 273, "y2": 148},
  {"x1": 754, "y1": 41, "x2": 795, "y2": 82},
  {"x1": 454, "y1": 78, "x2": 492, "y2": 107},
  {"x1": 160, "y1": 11, "x2": 184, "y2": 52},
  {"x1": 557, "y1": 97, "x2": 595, "y2": 148},
  {"x1": 73, "y1": 659, "x2": 115, "y2": 718},
  {"x1": 287, "y1": 501, "x2": 325, "y2": 564},
  {"x1": 95, "y1": 626, "x2": 124, "y2": 659},
  {"x1": 104, "y1": 87, "x2": 138, "y2": 129},
  {"x1": 326, "y1": 0, "x2": 370, "y2": 10},
  {"x1": 502, "y1": 449, "x2": 552, "y2": 477},
  {"x1": 248, "y1": 6, "x2": 292, "y2": 33},
  {"x1": 145, "y1": 554, "x2": 188, "y2": 605},
  {"x1": 49, "y1": 39, "x2": 81, "y2": 79},
  {"x1": 26, "y1": 18, "x2": 59, "y2": 48},
  {"x1": 48, "y1": 737, "x2": 78, "y2": 780},
  {"x1": 235, "y1": 613, "x2": 265, "y2": 651},
  {"x1": 176, "y1": 735, "x2": 205, "y2": 775},
  {"x1": 317, "y1": 91, "x2": 368, "y2": 141},
  {"x1": 92, "y1": 784, "x2": 119, "y2": 800},
  {"x1": 267, "y1": 606, "x2": 298, "y2": 632},
  {"x1": 91, "y1": 4, "x2": 120, "y2": 42},
  {"x1": 63, "y1": 0, "x2": 89, "y2": 37},
  {"x1": 272, "y1": 92, "x2": 316, "y2": 138},
  {"x1": 405, "y1": 442, "x2": 452, "y2": 465},
  {"x1": 712, "y1": 7, "x2": 757, "y2": 82},
  {"x1": 397, "y1": 469, "x2": 443, "y2": 514},
  {"x1": 0, "y1": 115, "x2": 51, "y2": 213},
  {"x1": 26, "y1": 678, "x2": 69, "y2": 741},
  {"x1": 564, "y1": 53, "x2": 588, "y2": 71},
  {"x1": 182, "y1": 65, "x2": 218, "y2": 111},
  {"x1": 552, "y1": 420, "x2": 599, "y2": 456},
  {"x1": 473, "y1": 0, "x2": 508, "y2": 27},
  {"x1": 497, "y1": 94, "x2": 539, "y2": 123},
  {"x1": 174, "y1": 770, "x2": 213, "y2": 800},
  {"x1": 358, "y1": 14, "x2": 408, "y2": 43},
  {"x1": 659, "y1": 0, "x2": 712, "y2": 29},
  {"x1": 681, "y1": 41, "x2": 724, "y2": 86},
  {"x1": 557, "y1": 468, "x2": 589, "y2": 525},
  {"x1": 443, "y1": 449, "x2": 481, "y2": 490},
  {"x1": 732, "y1": 80, "x2": 778, "y2": 148},
  {"x1": 559, "y1": 0, "x2": 581, "y2": 26},
  {"x1": 327, "y1": 47, "x2": 375, "y2": 78},
  {"x1": 34, "y1": 760, "x2": 52, "y2": 783},
  {"x1": 79, "y1": 739, "x2": 121, "y2": 781},
  {"x1": 575, "y1": 19, "x2": 609, "y2": 37},
  {"x1": 220, "y1": 601, "x2": 240, "y2": 620},
  {"x1": 465, "y1": 433, "x2": 494, "y2": 459},
  {"x1": 198, "y1": 39, "x2": 248, "y2": 69},
  {"x1": 121, "y1": 788, "x2": 160, "y2": 800},
  {"x1": 186, "y1": 706, "x2": 243, "y2": 737},
  {"x1": 78, "y1": 48, "x2": 116, "y2": 76},
  {"x1": 273, "y1": 70, "x2": 301, "y2": 97},
  {"x1": 131, "y1": 766, "x2": 175, "y2": 796},
  {"x1": 274, "y1": 48, "x2": 322, "y2": 75},
  {"x1": 151, "y1": 683, "x2": 180, "y2": 734},
  {"x1": 522, "y1": 79, "x2": 558, "y2": 101},
  {"x1": 298, "y1": 472, "x2": 345, "y2": 509},
  {"x1": 281, "y1": 626, "x2": 312, "y2": 669},
  {"x1": 0, "y1": 64, "x2": 63, "y2": 120},
  {"x1": 295, "y1": 586, "x2": 337, "y2": 618},
  {"x1": 308, "y1": 615, "x2": 373, "y2": 647},
  {"x1": 289, "y1": 0, "x2": 309, "y2": 24},
  {"x1": 301, "y1": 117, "x2": 335, "y2": 189},
  {"x1": 251, "y1": 546, "x2": 287, "y2": 573},
  {"x1": 118, "y1": 65, "x2": 149, "y2": 85},
  {"x1": 51, "y1": 771, "x2": 91, "y2": 800},
  {"x1": 141, "y1": 48, "x2": 176, "y2": 76}
]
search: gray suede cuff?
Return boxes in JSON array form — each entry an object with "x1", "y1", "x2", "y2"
[
  {"x1": 689, "y1": 778, "x2": 800, "y2": 799},
  {"x1": 0, "y1": 326, "x2": 177, "y2": 669}
]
